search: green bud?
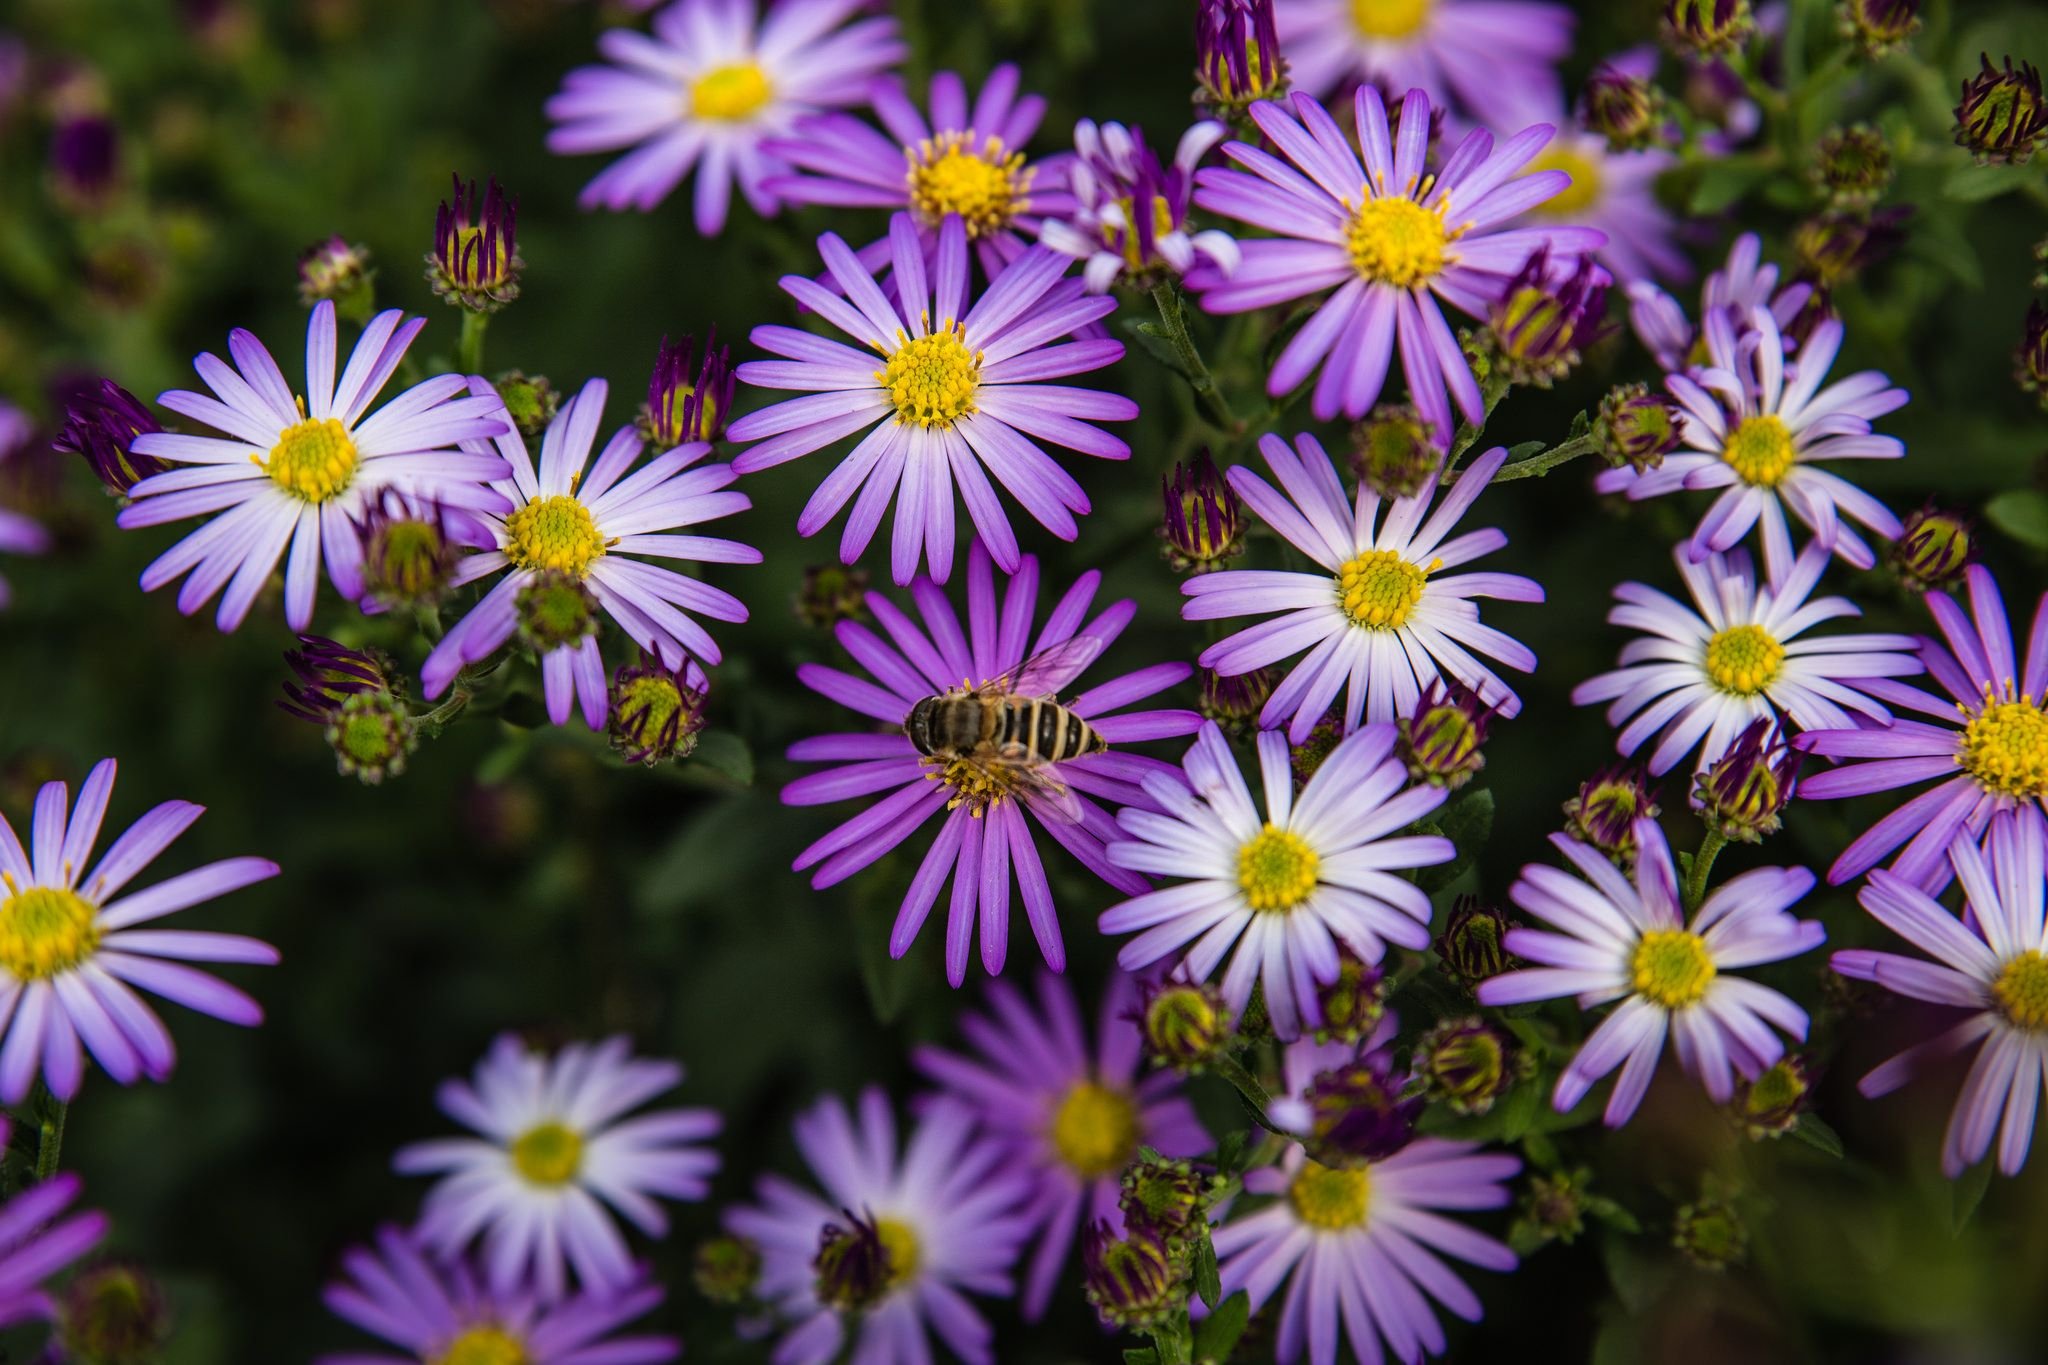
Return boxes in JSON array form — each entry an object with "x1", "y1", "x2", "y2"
[
  {"x1": 495, "y1": 371, "x2": 560, "y2": 438},
  {"x1": 1733, "y1": 1054, "x2": 1811, "y2": 1139},
  {"x1": 516, "y1": 571, "x2": 600, "y2": 653},
  {"x1": 1954, "y1": 53, "x2": 2046, "y2": 166},
  {"x1": 327, "y1": 691, "x2": 417, "y2": 785},
  {"x1": 1672, "y1": 1185, "x2": 1748, "y2": 1270},
  {"x1": 1139, "y1": 980, "x2": 1232, "y2": 1069},
  {"x1": 693, "y1": 1234, "x2": 761, "y2": 1306},
  {"x1": 1349, "y1": 405, "x2": 1440, "y2": 499},
  {"x1": 1888, "y1": 504, "x2": 1973, "y2": 592}
]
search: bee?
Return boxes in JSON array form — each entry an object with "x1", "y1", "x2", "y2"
[{"x1": 905, "y1": 636, "x2": 1107, "y2": 823}]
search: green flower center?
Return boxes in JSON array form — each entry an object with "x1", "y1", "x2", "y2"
[
  {"x1": 1960, "y1": 693, "x2": 2048, "y2": 799},
  {"x1": 1993, "y1": 951, "x2": 2048, "y2": 1031},
  {"x1": 1630, "y1": 928, "x2": 1716, "y2": 1009},
  {"x1": 1704, "y1": 623, "x2": 1785, "y2": 696},
  {"x1": 1050, "y1": 1080, "x2": 1141, "y2": 1178},
  {"x1": 1336, "y1": 549, "x2": 1430, "y2": 629},
  {"x1": 1289, "y1": 1161, "x2": 1372, "y2": 1231},
  {"x1": 263, "y1": 415, "x2": 358, "y2": 503},
  {"x1": 0, "y1": 885, "x2": 101, "y2": 981},
  {"x1": 1237, "y1": 824, "x2": 1320, "y2": 913},
  {"x1": 1722, "y1": 414, "x2": 1796, "y2": 487},
  {"x1": 510, "y1": 1121, "x2": 583, "y2": 1186},
  {"x1": 879, "y1": 326, "x2": 982, "y2": 429},
  {"x1": 504, "y1": 495, "x2": 606, "y2": 578},
  {"x1": 690, "y1": 62, "x2": 773, "y2": 122}
]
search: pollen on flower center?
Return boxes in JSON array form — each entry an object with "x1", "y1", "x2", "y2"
[
  {"x1": 878, "y1": 325, "x2": 983, "y2": 429},
  {"x1": 1336, "y1": 549, "x2": 1430, "y2": 629},
  {"x1": 510, "y1": 1121, "x2": 583, "y2": 1187},
  {"x1": 1722, "y1": 414, "x2": 1797, "y2": 487},
  {"x1": 690, "y1": 61, "x2": 773, "y2": 122},
  {"x1": 504, "y1": 495, "x2": 607, "y2": 578},
  {"x1": 263, "y1": 415, "x2": 358, "y2": 503},
  {"x1": 1344, "y1": 196, "x2": 1449, "y2": 289},
  {"x1": 875, "y1": 1218, "x2": 921, "y2": 1290},
  {"x1": 1703, "y1": 624, "x2": 1785, "y2": 696},
  {"x1": 0, "y1": 885, "x2": 101, "y2": 981},
  {"x1": 1050, "y1": 1080, "x2": 1141, "y2": 1178},
  {"x1": 433, "y1": 1326, "x2": 531, "y2": 1365},
  {"x1": 1289, "y1": 1160, "x2": 1372, "y2": 1231},
  {"x1": 1238, "y1": 824, "x2": 1321, "y2": 912},
  {"x1": 906, "y1": 132, "x2": 1031, "y2": 237},
  {"x1": 1631, "y1": 928, "x2": 1716, "y2": 1009},
  {"x1": 1526, "y1": 146, "x2": 1603, "y2": 219},
  {"x1": 1350, "y1": 0, "x2": 1432, "y2": 38},
  {"x1": 1959, "y1": 692, "x2": 2048, "y2": 798},
  {"x1": 1993, "y1": 951, "x2": 2048, "y2": 1031}
]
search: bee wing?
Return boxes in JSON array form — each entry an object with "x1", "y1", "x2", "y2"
[
  {"x1": 1014, "y1": 766, "x2": 1086, "y2": 826},
  {"x1": 994, "y1": 636, "x2": 1106, "y2": 700}
]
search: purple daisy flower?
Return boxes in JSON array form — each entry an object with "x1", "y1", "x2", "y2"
[
  {"x1": 1037, "y1": 119, "x2": 1241, "y2": 293},
  {"x1": 394, "y1": 1034, "x2": 719, "y2": 1304},
  {"x1": 117, "y1": 301, "x2": 510, "y2": 632},
  {"x1": 1509, "y1": 121, "x2": 1688, "y2": 283},
  {"x1": 764, "y1": 63, "x2": 1076, "y2": 280},
  {"x1": 1795, "y1": 566, "x2": 2048, "y2": 888},
  {"x1": 783, "y1": 539, "x2": 1202, "y2": 985},
  {"x1": 1101, "y1": 723, "x2": 1454, "y2": 1040},
  {"x1": 1214, "y1": 1036, "x2": 1519, "y2": 1365},
  {"x1": 723, "y1": 1088, "x2": 1032, "y2": 1365},
  {"x1": 1832, "y1": 809, "x2": 2048, "y2": 1177},
  {"x1": 1274, "y1": 0, "x2": 1574, "y2": 130},
  {"x1": 1597, "y1": 306, "x2": 1907, "y2": 581},
  {"x1": 1624, "y1": 231, "x2": 1812, "y2": 373},
  {"x1": 320, "y1": 1225, "x2": 678, "y2": 1365},
  {"x1": 1187, "y1": 435, "x2": 1542, "y2": 740},
  {"x1": 1477, "y1": 818, "x2": 1824, "y2": 1126},
  {"x1": 0, "y1": 401, "x2": 49, "y2": 611},
  {"x1": 421, "y1": 378, "x2": 757, "y2": 730},
  {"x1": 1572, "y1": 540, "x2": 1922, "y2": 778},
  {"x1": 0, "y1": 758, "x2": 278, "y2": 1104},
  {"x1": 727, "y1": 213, "x2": 1134, "y2": 585},
  {"x1": 0, "y1": 1154, "x2": 106, "y2": 1331},
  {"x1": 544, "y1": 0, "x2": 905, "y2": 233},
  {"x1": 911, "y1": 970, "x2": 1210, "y2": 1319},
  {"x1": 1188, "y1": 87, "x2": 1604, "y2": 438}
]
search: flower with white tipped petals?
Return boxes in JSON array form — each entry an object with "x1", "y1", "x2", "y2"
[{"x1": 1038, "y1": 119, "x2": 1240, "y2": 293}]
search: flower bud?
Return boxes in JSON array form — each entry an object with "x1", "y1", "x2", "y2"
[
  {"x1": 297, "y1": 235, "x2": 375, "y2": 320},
  {"x1": 1486, "y1": 251, "x2": 1611, "y2": 388},
  {"x1": 1516, "y1": 1168, "x2": 1591, "y2": 1247},
  {"x1": 1160, "y1": 449, "x2": 1244, "y2": 572},
  {"x1": 639, "y1": 331, "x2": 736, "y2": 447},
  {"x1": 1415, "y1": 1017, "x2": 1520, "y2": 1116},
  {"x1": 1837, "y1": 0, "x2": 1919, "y2": 59},
  {"x1": 1732, "y1": 1053, "x2": 1811, "y2": 1139},
  {"x1": 1349, "y1": 404, "x2": 1440, "y2": 499},
  {"x1": 693, "y1": 1234, "x2": 761, "y2": 1306},
  {"x1": 1595, "y1": 383, "x2": 1680, "y2": 473},
  {"x1": 812, "y1": 1210, "x2": 893, "y2": 1312},
  {"x1": 1433, "y1": 896, "x2": 1518, "y2": 993},
  {"x1": 795, "y1": 563, "x2": 870, "y2": 628},
  {"x1": 1954, "y1": 53, "x2": 2046, "y2": 166},
  {"x1": 51, "y1": 114, "x2": 119, "y2": 207},
  {"x1": 1563, "y1": 764, "x2": 1659, "y2": 866},
  {"x1": 1580, "y1": 65, "x2": 1665, "y2": 152},
  {"x1": 1197, "y1": 665, "x2": 1276, "y2": 736},
  {"x1": 327, "y1": 693, "x2": 417, "y2": 784},
  {"x1": 1888, "y1": 504, "x2": 1973, "y2": 592},
  {"x1": 1118, "y1": 1154, "x2": 1210, "y2": 1246},
  {"x1": 52, "y1": 378, "x2": 165, "y2": 496},
  {"x1": 1300, "y1": 1057, "x2": 1420, "y2": 1168},
  {"x1": 1694, "y1": 719, "x2": 1797, "y2": 842},
  {"x1": 1398, "y1": 679, "x2": 1494, "y2": 790},
  {"x1": 1791, "y1": 208, "x2": 1905, "y2": 291},
  {"x1": 1661, "y1": 0, "x2": 1754, "y2": 58},
  {"x1": 1672, "y1": 1186, "x2": 1747, "y2": 1269},
  {"x1": 278, "y1": 635, "x2": 397, "y2": 723},
  {"x1": 609, "y1": 654, "x2": 709, "y2": 766},
  {"x1": 516, "y1": 571, "x2": 599, "y2": 653},
  {"x1": 1195, "y1": 0, "x2": 1286, "y2": 118},
  {"x1": 55, "y1": 1260, "x2": 170, "y2": 1365},
  {"x1": 1810, "y1": 125, "x2": 1891, "y2": 210},
  {"x1": 428, "y1": 173, "x2": 521, "y2": 312},
  {"x1": 1288, "y1": 713, "x2": 1345, "y2": 788},
  {"x1": 358, "y1": 492, "x2": 464, "y2": 612},
  {"x1": 495, "y1": 371, "x2": 560, "y2": 438},
  {"x1": 1081, "y1": 1220, "x2": 1177, "y2": 1331},
  {"x1": 2019, "y1": 299, "x2": 2048, "y2": 410},
  {"x1": 1138, "y1": 979, "x2": 1232, "y2": 1069},
  {"x1": 1310, "y1": 949, "x2": 1386, "y2": 1044}
]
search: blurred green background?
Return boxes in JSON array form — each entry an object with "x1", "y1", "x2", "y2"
[{"x1": 2, "y1": 0, "x2": 2047, "y2": 1360}]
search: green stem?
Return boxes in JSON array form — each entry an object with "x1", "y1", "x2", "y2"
[
  {"x1": 415, "y1": 685, "x2": 472, "y2": 738},
  {"x1": 33, "y1": 1093, "x2": 66, "y2": 1182},
  {"x1": 1211, "y1": 1052, "x2": 1282, "y2": 1134},
  {"x1": 1148, "y1": 1311, "x2": 1196, "y2": 1365},
  {"x1": 1149, "y1": 281, "x2": 1241, "y2": 436},
  {"x1": 1684, "y1": 829, "x2": 1727, "y2": 911},
  {"x1": 1444, "y1": 431, "x2": 1601, "y2": 485},
  {"x1": 458, "y1": 310, "x2": 490, "y2": 377},
  {"x1": 1445, "y1": 365, "x2": 1514, "y2": 470}
]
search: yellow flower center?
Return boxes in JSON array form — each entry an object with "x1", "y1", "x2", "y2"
[
  {"x1": 1336, "y1": 549, "x2": 1430, "y2": 629},
  {"x1": 509, "y1": 1121, "x2": 583, "y2": 1187},
  {"x1": 1630, "y1": 928, "x2": 1716, "y2": 1009},
  {"x1": 875, "y1": 1217, "x2": 920, "y2": 1291},
  {"x1": 1703, "y1": 624, "x2": 1785, "y2": 696},
  {"x1": 906, "y1": 132, "x2": 1031, "y2": 238},
  {"x1": 1722, "y1": 414, "x2": 1797, "y2": 488},
  {"x1": 1993, "y1": 951, "x2": 2048, "y2": 1032},
  {"x1": 433, "y1": 1327, "x2": 530, "y2": 1365},
  {"x1": 878, "y1": 325, "x2": 982, "y2": 429},
  {"x1": 0, "y1": 885, "x2": 101, "y2": 981},
  {"x1": 1344, "y1": 196, "x2": 1449, "y2": 288},
  {"x1": 1050, "y1": 1080, "x2": 1141, "y2": 1178},
  {"x1": 1289, "y1": 1160, "x2": 1372, "y2": 1230},
  {"x1": 690, "y1": 61, "x2": 773, "y2": 122},
  {"x1": 1350, "y1": 0, "x2": 1431, "y2": 38},
  {"x1": 1960, "y1": 692, "x2": 2048, "y2": 799},
  {"x1": 503, "y1": 495, "x2": 606, "y2": 578},
  {"x1": 1237, "y1": 824, "x2": 1320, "y2": 913},
  {"x1": 263, "y1": 415, "x2": 358, "y2": 503},
  {"x1": 1525, "y1": 146, "x2": 1603, "y2": 219},
  {"x1": 1106, "y1": 194, "x2": 1177, "y2": 267}
]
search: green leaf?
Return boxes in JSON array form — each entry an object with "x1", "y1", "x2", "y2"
[
  {"x1": 1125, "y1": 1351, "x2": 1162, "y2": 1365},
  {"x1": 1951, "y1": 1156, "x2": 1995, "y2": 1235},
  {"x1": 1506, "y1": 440, "x2": 1546, "y2": 459},
  {"x1": 634, "y1": 797, "x2": 758, "y2": 916},
  {"x1": 852, "y1": 865, "x2": 915, "y2": 1024},
  {"x1": 1688, "y1": 160, "x2": 1770, "y2": 215},
  {"x1": 689, "y1": 730, "x2": 755, "y2": 787},
  {"x1": 1500, "y1": 1077, "x2": 1542, "y2": 1142},
  {"x1": 1585, "y1": 1194, "x2": 1642, "y2": 1235},
  {"x1": 1986, "y1": 489, "x2": 2048, "y2": 551},
  {"x1": 1122, "y1": 317, "x2": 1191, "y2": 378},
  {"x1": 1213, "y1": 1128, "x2": 1250, "y2": 1177},
  {"x1": 1414, "y1": 787, "x2": 1494, "y2": 893},
  {"x1": 1567, "y1": 409, "x2": 1591, "y2": 438},
  {"x1": 1788, "y1": 1113, "x2": 1845, "y2": 1159},
  {"x1": 1192, "y1": 1291, "x2": 1251, "y2": 1362},
  {"x1": 1941, "y1": 162, "x2": 2039, "y2": 203},
  {"x1": 1521, "y1": 1130, "x2": 1561, "y2": 1172},
  {"x1": 1192, "y1": 1227, "x2": 1222, "y2": 1309}
]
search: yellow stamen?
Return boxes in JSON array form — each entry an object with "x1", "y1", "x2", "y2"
[
  {"x1": 1344, "y1": 196, "x2": 1450, "y2": 288},
  {"x1": 1993, "y1": 951, "x2": 2048, "y2": 1031},
  {"x1": 1336, "y1": 549, "x2": 1432, "y2": 629},
  {"x1": 0, "y1": 886, "x2": 100, "y2": 981},
  {"x1": 877, "y1": 324, "x2": 982, "y2": 430},
  {"x1": 1524, "y1": 145, "x2": 1603, "y2": 219},
  {"x1": 1237, "y1": 825, "x2": 1320, "y2": 913},
  {"x1": 503, "y1": 495, "x2": 606, "y2": 578},
  {"x1": 690, "y1": 62, "x2": 773, "y2": 122},
  {"x1": 1350, "y1": 0, "x2": 1432, "y2": 38},
  {"x1": 1630, "y1": 929, "x2": 1716, "y2": 1009},
  {"x1": 905, "y1": 132, "x2": 1032, "y2": 237},
  {"x1": 1703, "y1": 624, "x2": 1785, "y2": 696},
  {"x1": 509, "y1": 1121, "x2": 583, "y2": 1187},
  {"x1": 1722, "y1": 414, "x2": 1796, "y2": 487},
  {"x1": 433, "y1": 1326, "x2": 530, "y2": 1365},
  {"x1": 1050, "y1": 1080, "x2": 1141, "y2": 1178},
  {"x1": 262, "y1": 414, "x2": 358, "y2": 503},
  {"x1": 1289, "y1": 1160, "x2": 1372, "y2": 1230}
]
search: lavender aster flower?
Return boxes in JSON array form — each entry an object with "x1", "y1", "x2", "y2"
[
  {"x1": 1832, "y1": 809, "x2": 2048, "y2": 1177},
  {"x1": 0, "y1": 1152, "x2": 106, "y2": 1330},
  {"x1": 1573, "y1": 541, "x2": 1921, "y2": 777},
  {"x1": 1187, "y1": 434, "x2": 1542, "y2": 740},
  {"x1": 1038, "y1": 120, "x2": 1241, "y2": 293},
  {"x1": 723, "y1": 1089, "x2": 1031, "y2": 1365},
  {"x1": 783, "y1": 539, "x2": 1201, "y2": 985},
  {"x1": 394, "y1": 1034, "x2": 721, "y2": 1303},
  {"x1": 1624, "y1": 231, "x2": 1812, "y2": 374},
  {"x1": 1214, "y1": 1035, "x2": 1519, "y2": 1365},
  {"x1": 0, "y1": 403, "x2": 48, "y2": 610},
  {"x1": 1273, "y1": 0, "x2": 1574, "y2": 128},
  {"x1": 1477, "y1": 818, "x2": 1824, "y2": 1126},
  {"x1": 1599, "y1": 306, "x2": 1906, "y2": 581},
  {"x1": 320, "y1": 1225, "x2": 679, "y2": 1364},
  {"x1": 728, "y1": 213, "x2": 1136, "y2": 585},
  {"x1": 1796, "y1": 566, "x2": 2048, "y2": 887},
  {"x1": 421, "y1": 378, "x2": 757, "y2": 730},
  {"x1": 911, "y1": 971, "x2": 1210, "y2": 1318},
  {"x1": 117, "y1": 301, "x2": 510, "y2": 632},
  {"x1": 544, "y1": 0, "x2": 905, "y2": 233},
  {"x1": 1512, "y1": 120, "x2": 1688, "y2": 283},
  {"x1": 765, "y1": 63, "x2": 1076, "y2": 279},
  {"x1": 0, "y1": 758, "x2": 279, "y2": 1103},
  {"x1": 1101, "y1": 723, "x2": 1453, "y2": 1040},
  {"x1": 1188, "y1": 87, "x2": 1604, "y2": 437}
]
